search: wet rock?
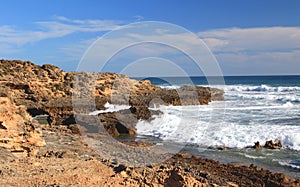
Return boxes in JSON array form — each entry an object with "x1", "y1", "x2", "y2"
[
  {"x1": 264, "y1": 140, "x2": 282, "y2": 150},
  {"x1": 98, "y1": 110, "x2": 137, "y2": 137},
  {"x1": 217, "y1": 146, "x2": 228, "y2": 151},
  {"x1": 211, "y1": 88, "x2": 225, "y2": 101},
  {"x1": 129, "y1": 106, "x2": 152, "y2": 119},
  {"x1": 252, "y1": 141, "x2": 262, "y2": 150}
]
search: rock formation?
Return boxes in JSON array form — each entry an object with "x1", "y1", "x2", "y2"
[
  {"x1": 0, "y1": 59, "x2": 224, "y2": 137},
  {"x1": 0, "y1": 95, "x2": 45, "y2": 157},
  {"x1": 264, "y1": 140, "x2": 282, "y2": 150},
  {"x1": 1, "y1": 60, "x2": 299, "y2": 186},
  {"x1": 252, "y1": 141, "x2": 262, "y2": 150}
]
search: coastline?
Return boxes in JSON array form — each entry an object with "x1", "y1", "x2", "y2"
[
  {"x1": 0, "y1": 60, "x2": 299, "y2": 186},
  {"x1": 0, "y1": 126, "x2": 299, "y2": 186}
]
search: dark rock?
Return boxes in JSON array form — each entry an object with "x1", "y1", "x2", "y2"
[
  {"x1": 0, "y1": 121, "x2": 7, "y2": 130},
  {"x1": 217, "y1": 146, "x2": 228, "y2": 151},
  {"x1": 68, "y1": 124, "x2": 81, "y2": 135},
  {"x1": 98, "y1": 110, "x2": 137, "y2": 137},
  {"x1": 252, "y1": 141, "x2": 262, "y2": 150},
  {"x1": 62, "y1": 115, "x2": 76, "y2": 125},
  {"x1": 129, "y1": 106, "x2": 151, "y2": 120},
  {"x1": 264, "y1": 140, "x2": 282, "y2": 150},
  {"x1": 114, "y1": 164, "x2": 127, "y2": 173}
]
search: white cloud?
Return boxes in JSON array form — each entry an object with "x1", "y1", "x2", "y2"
[
  {"x1": 0, "y1": 16, "x2": 123, "y2": 47},
  {"x1": 133, "y1": 15, "x2": 144, "y2": 21},
  {"x1": 38, "y1": 16, "x2": 122, "y2": 32},
  {"x1": 199, "y1": 27, "x2": 300, "y2": 52},
  {"x1": 76, "y1": 23, "x2": 222, "y2": 76},
  {"x1": 199, "y1": 27, "x2": 300, "y2": 75},
  {"x1": 216, "y1": 50, "x2": 300, "y2": 75},
  {"x1": 201, "y1": 38, "x2": 229, "y2": 51},
  {"x1": 1, "y1": 17, "x2": 300, "y2": 75}
]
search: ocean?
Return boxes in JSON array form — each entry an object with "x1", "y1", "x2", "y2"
[{"x1": 132, "y1": 75, "x2": 300, "y2": 178}]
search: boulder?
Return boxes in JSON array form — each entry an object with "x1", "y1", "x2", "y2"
[
  {"x1": 252, "y1": 141, "x2": 262, "y2": 150},
  {"x1": 264, "y1": 140, "x2": 282, "y2": 150}
]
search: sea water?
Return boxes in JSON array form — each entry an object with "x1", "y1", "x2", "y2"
[{"x1": 133, "y1": 75, "x2": 300, "y2": 178}]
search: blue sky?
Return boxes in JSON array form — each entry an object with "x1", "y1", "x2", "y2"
[{"x1": 1, "y1": 0, "x2": 300, "y2": 75}]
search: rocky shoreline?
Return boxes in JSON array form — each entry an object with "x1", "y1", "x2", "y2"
[
  {"x1": 0, "y1": 60, "x2": 224, "y2": 136},
  {"x1": 0, "y1": 60, "x2": 299, "y2": 186}
]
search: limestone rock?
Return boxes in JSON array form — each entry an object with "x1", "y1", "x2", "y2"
[
  {"x1": 0, "y1": 60, "x2": 224, "y2": 137},
  {"x1": 0, "y1": 96, "x2": 45, "y2": 156},
  {"x1": 165, "y1": 168, "x2": 208, "y2": 187}
]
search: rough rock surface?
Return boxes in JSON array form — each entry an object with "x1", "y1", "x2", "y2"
[
  {"x1": 0, "y1": 96, "x2": 45, "y2": 157},
  {"x1": 0, "y1": 60, "x2": 223, "y2": 136},
  {"x1": 264, "y1": 139, "x2": 283, "y2": 150},
  {"x1": 0, "y1": 129, "x2": 299, "y2": 186},
  {"x1": 0, "y1": 118, "x2": 298, "y2": 187}
]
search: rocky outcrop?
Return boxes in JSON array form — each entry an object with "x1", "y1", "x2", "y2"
[
  {"x1": 264, "y1": 140, "x2": 282, "y2": 150},
  {"x1": 104, "y1": 152, "x2": 299, "y2": 187},
  {"x1": 96, "y1": 107, "x2": 162, "y2": 137},
  {"x1": 0, "y1": 96, "x2": 45, "y2": 157},
  {"x1": 164, "y1": 167, "x2": 208, "y2": 187},
  {"x1": 1, "y1": 60, "x2": 299, "y2": 186},
  {"x1": 252, "y1": 140, "x2": 283, "y2": 150},
  {"x1": 252, "y1": 141, "x2": 262, "y2": 150},
  {"x1": 0, "y1": 60, "x2": 224, "y2": 137}
]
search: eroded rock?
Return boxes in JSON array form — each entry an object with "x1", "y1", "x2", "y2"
[
  {"x1": 0, "y1": 96, "x2": 45, "y2": 156},
  {"x1": 0, "y1": 60, "x2": 224, "y2": 137}
]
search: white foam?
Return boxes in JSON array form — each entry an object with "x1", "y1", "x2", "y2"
[
  {"x1": 89, "y1": 102, "x2": 130, "y2": 115},
  {"x1": 274, "y1": 159, "x2": 300, "y2": 169},
  {"x1": 234, "y1": 93, "x2": 300, "y2": 103},
  {"x1": 283, "y1": 102, "x2": 294, "y2": 108},
  {"x1": 159, "y1": 85, "x2": 180, "y2": 90},
  {"x1": 244, "y1": 154, "x2": 266, "y2": 159},
  {"x1": 221, "y1": 105, "x2": 293, "y2": 110},
  {"x1": 136, "y1": 113, "x2": 181, "y2": 138},
  {"x1": 221, "y1": 85, "x2": 300, "y2": 93},
  {"x1": 136, "y1": 105, "x2": 300, "y2": 151},
  {"x1": 282, "y1": 132, "x2": 300, "y2": 150}
]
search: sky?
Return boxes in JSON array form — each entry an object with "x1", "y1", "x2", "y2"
[{"x1": 1, "y1": 0, "x2": 300, "y2": 75}]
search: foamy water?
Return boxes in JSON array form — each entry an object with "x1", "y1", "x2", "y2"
[
  {"x1": 89, "y1": 81, "x2": 300, "y2": 176},
  {"x1": 136, "y1": 84, "x2": 300, "y2": 173},
  {"x1": 89, "y1": 102, "x2": 130, "y2": 115},
  {"x1": 137, "y1": 85, "x2": 300, "y2": 149},
  {"x1": 136, "y1": 104, "x2": 300, "y2": 150}
]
